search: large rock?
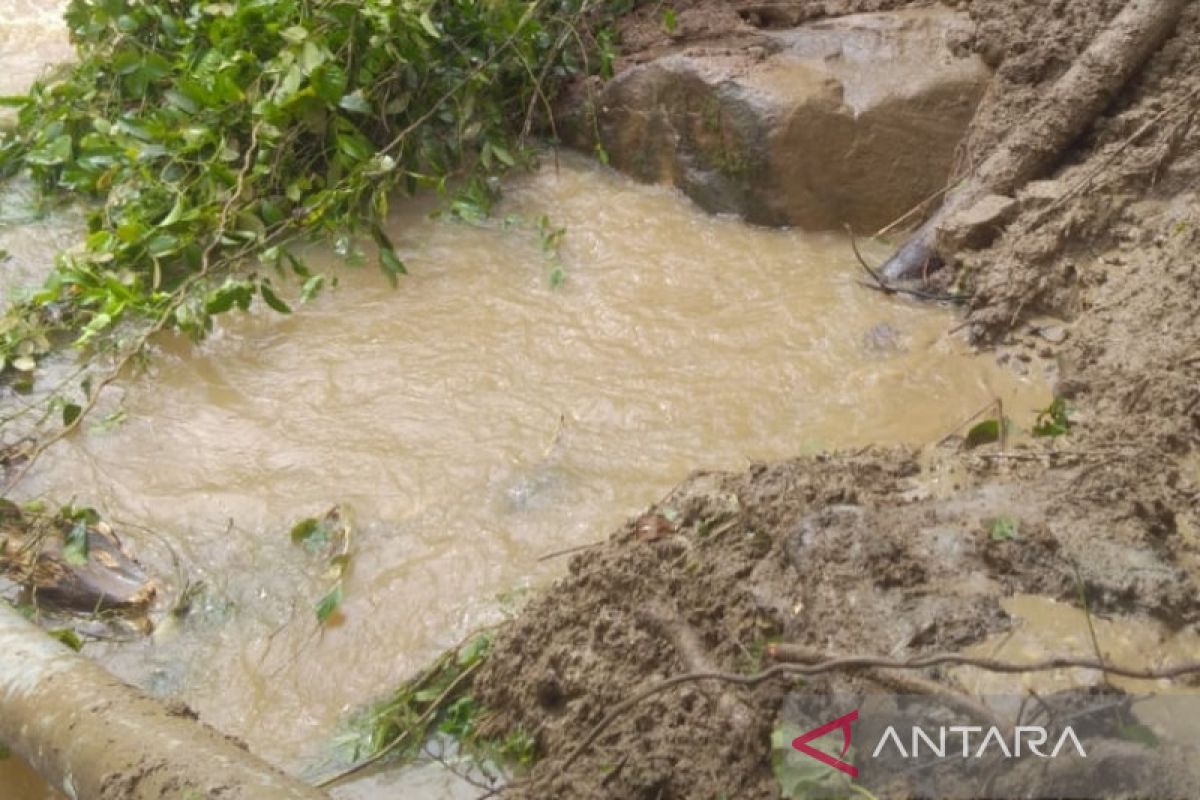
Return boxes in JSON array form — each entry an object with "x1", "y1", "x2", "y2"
[{"x1": 564, "y1": 10, "x2": 989, "y2": 232}]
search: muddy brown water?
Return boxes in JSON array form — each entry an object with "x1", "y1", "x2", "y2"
[
  {"x1": 0, "y1": 4, "x2": 1065, "y2": 796},
  {"x1": 3, "y1": 153, "x2": 1049, "y2": 795}
]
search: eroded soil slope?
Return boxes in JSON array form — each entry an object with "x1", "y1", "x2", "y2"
[{"x1": 472, "y1": 1, "x2": 1200, "y2": 797}]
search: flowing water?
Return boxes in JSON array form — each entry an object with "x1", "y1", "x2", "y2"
[{"x1": 0, "y1": 4, "x2": 1061, "y2": 797}]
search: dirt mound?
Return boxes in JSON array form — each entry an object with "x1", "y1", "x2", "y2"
[{"x1": 472, "y1": 1, "x2": 1200, "y2": 796}]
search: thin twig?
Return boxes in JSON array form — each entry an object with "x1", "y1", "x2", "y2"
[
  {"x1": 536, "y1": 541, "x2": 602, "y2": 562},
  {"x1": 547, "y1": 647, "x2": 1200, "y2": 780}
]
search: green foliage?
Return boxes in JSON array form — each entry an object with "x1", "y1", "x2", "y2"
[
  {"x1": 315, "y1": 581, "x2": 343, "y2": 625},
  {"x1": 48, "y1": 627, "x2": 84, "y2": 651},
  {"x1": 60, "y1": 505, "x2": 101, "y2": 566},
  {"x1": 965, "y1": 418, "x2": 1006, "y2": 449},
  {"x1": 661, "y1": 7, "x2": 678, "y2": 34},
  {"x1": 0, "y1": 741, "x2": 9, "y2": 760},
  {"x1": 1033, "y1": 397, "x2": 1071, "y2": 437},
  {"x1": 332, "y1": 630, "x2": 534, "y2": 776},
  {"x1": 291, "y1": 507, "x2": 352, "y2": 625},
  {"x1": 0, "y1": 0, "x2": 609, "y2": 422},
  {"x1": 537, "y1": 213, "x2": 567, "y2": 287}
]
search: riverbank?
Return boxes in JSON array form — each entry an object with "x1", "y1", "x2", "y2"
[{"x1": 466, "y1": 1, "x2": 1200, "y2": 796}]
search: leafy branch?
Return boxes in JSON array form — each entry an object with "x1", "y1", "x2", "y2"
[{"x1": 0, "y1": 0, "x2": 611, "y2": 485}]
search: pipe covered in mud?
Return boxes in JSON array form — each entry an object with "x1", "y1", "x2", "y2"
[{"x1": 0, "y1": 603, "x2": 328, "y2": 800}]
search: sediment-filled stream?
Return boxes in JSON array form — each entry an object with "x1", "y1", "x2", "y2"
[
  {"x1": 1, "y1": 151, "x2": 1049, "y2": 795},
  {"x1": 0, "y1": 3, "x2": 1057, "y2": 796}
]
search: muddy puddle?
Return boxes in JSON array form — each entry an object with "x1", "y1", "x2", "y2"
[
  {"x1": 956, "y1": 595, "x2": 1200, "y2": 746},
  {"x1": 0, "y1": 3, "x2": 1062, "y2": 796}
]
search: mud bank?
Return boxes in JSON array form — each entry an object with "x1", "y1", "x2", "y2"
[{"x1": 468, "y1": 1, "x2": 1200, "y2": 797}]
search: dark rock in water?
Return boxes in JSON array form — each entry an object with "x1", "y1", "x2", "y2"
[{"x1": 561, "y1": 10, "x2": 989, "y2": 232}]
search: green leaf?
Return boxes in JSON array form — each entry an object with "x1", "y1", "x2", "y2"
[
  {"x1": 280, "y1": 25, "x2": 309, "y2": 44},
  {"x1": 457, "y1": 633, "x2": 492, "y2": 667},
  {"x1": 62, "y1": 403, "x2": 82, "y2": 427},
  {"x1": 312, "y1": 64, "x2": 348, "y2": 104},
  {"x1": 965, "y1": 419, "x2": 1002, "y2": 448},
  {"x1": 290, "y1": 517, "x2": 327, "y2": 549},
  {"x1": 379, "y1": 248, "x2": 406, "y2": 287},
  {"x1": 491, "y1": 143, "x2": 516, "y2": 167},
  {"x1": 989, "y1": 516, "x2": 1020, "y2": 542},
  {"x1": 662, "y1": 8, "x2": 678, "y2": 34},
  {"x1": 63, "y1": 521, "x2": 89, "y2": 566},
  {"x1": 338, "y1": 90, "x2": 371, "y2": 115},
  {"x1": 371, "y1": 225, "x2": 406, "y2": 286},
  {"x1": 0, "y1": 742, "x2": 9, "y2": 759},
  {"x1": 48, "y1": 628, "x2": 84, "y2": 651},
  {"x1": 300, "y1": 40, "x2": 328, "y2": 75},
  {"x1": 315, "y1": 583, "x2": 344, "y2": 625},
  {"x1": 27, "y1": 134, "x2": 73, "y2": 166},
  {"x1": 1033, "y1": 398, "x2": 1071, "y2": 437},
  {"x1": 549, "y1": 267, "x2": 566, "y2": 289},
  {"x1": 300, "y1": 274, "x2": 324, "y2": 303},
  {"x1": 418, "y1": 11, "x2": 441, "y2": 39},
  {"x1": 259, "y1": 282, "x2": 292, "y2": 314}
]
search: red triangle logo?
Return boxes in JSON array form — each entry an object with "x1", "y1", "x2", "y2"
[{"x1": 791, "y1": 709, "x2": 859, "y2": 778}]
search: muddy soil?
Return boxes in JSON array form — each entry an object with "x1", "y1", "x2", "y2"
[{"x1": 469, "y1": 1, "x2": 1200, "y2": 797}]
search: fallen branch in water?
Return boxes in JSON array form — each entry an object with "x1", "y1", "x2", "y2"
[{"x1": 845, "y1": 226, "x2": 967, "y2": 304}]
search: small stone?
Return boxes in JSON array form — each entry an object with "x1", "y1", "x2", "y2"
[
  {"x1": 1021, "y1": 179, "x2": 1068, "y2": 205},
  {"x1": 1035, "y1": 325, "x2": 1068, "y2": 344},
  {"x1": 937, "y1": 193, "x2": 1018, "y2": 253}
]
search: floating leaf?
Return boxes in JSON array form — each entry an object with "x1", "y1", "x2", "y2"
[
  {"x1": 315, "y1": 582, "x2": 344, "y2": 625},
  {"x1": 48, "y1": 628, "x2": 84, "y2": 651},
  {"x1": 62, "y1": 403, "x2": 82, "y2": 427},
  {"x1": 63, "y1": 521, "x2": 89, "y2": 566},
  {"x1": 290, "y1": 517, "x2": 328, "y2": 550},
  {"x1": 965, "y1": 418, "x2": 1002, "y2": 448}
]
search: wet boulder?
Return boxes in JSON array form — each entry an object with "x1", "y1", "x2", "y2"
[{"x1": 562, "y1": 10, "x2": 989, "y2": 232}]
